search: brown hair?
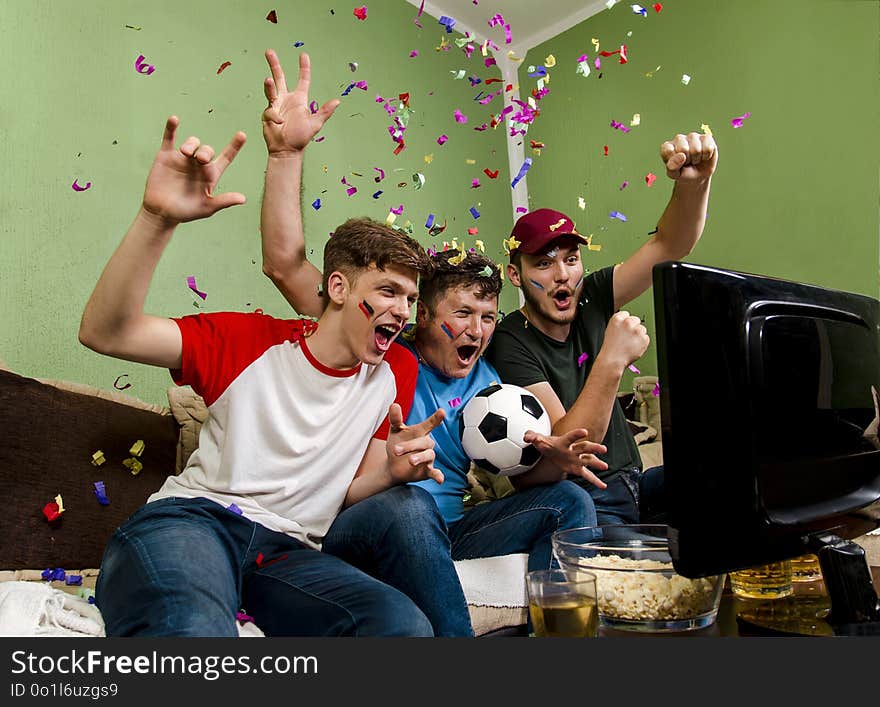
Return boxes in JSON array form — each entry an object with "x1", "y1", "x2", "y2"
[
  {"x1": 321, "y1": 218, "x2": 433, "y2": 306},
  {"x1": 419, "y1": 249, "x2": 502, "y2": 315}
]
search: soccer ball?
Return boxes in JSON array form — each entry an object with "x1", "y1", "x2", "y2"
[{"x1": 459, "y1": 383, "x2": 551, "y2": 476}]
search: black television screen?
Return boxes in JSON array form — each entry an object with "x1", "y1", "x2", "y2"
[{"x1": 653, "y1": 261, "x2": 880, "y2": 629}]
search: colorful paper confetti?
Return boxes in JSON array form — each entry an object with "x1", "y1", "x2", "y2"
[
  {"x1": 609, "y1": 211, "x2": 628, "y2": 222},
  {"x1": 72, "y1": 179, "x2": 91, "y2": 192},
  {"x1": 134, "y1": 54, "x2": 155, "y2": 75},
  {"x1": 730, "y1": 111, "x2": 751, "y2": 128},
  {"x1": 353, "y1": 6, "x2": 367, "y2": 21},
  {"x1": 217, "y1": 61, "x2": 231, "y2": 74},
  {"x1": 187, "y1": 275, "x2": 207, "y2": 300}
]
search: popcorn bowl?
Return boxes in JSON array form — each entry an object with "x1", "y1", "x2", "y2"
[{"x1": 552, "y1": 525, "x2": 725, "y2": 632}]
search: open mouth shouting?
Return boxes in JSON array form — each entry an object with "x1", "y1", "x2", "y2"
[
  {"x1": 552, "y1": 288, "x2": 573, "y2": 311},
  {"x1": 456, "y1": 343, "x2": 480, "y2": 366},
  {"x1": 374, "y1": 323, "x2": 401, "y2": 353}
]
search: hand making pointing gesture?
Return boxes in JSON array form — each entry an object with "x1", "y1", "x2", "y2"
[{"x1": 386, "y1": 404, "x2": 447, "y2": 485}]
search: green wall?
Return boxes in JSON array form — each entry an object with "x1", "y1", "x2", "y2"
[
  {"x1": 520, "y1": 0, "x2": 879, "y2": 387},
  {"x1": 0, "y1": 0, "x2": 512, "y2": 405}
]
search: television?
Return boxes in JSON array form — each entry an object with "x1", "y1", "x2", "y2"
[{"x1": 652, "y1": 261, "x2": 880, "y2": 634}]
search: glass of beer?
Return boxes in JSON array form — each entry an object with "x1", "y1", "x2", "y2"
[
  {"x1": 790, "y1": 553, "x2": 822, "y2": 582},
  {"x1": 729, "y1": 560, "x2": 793, "y2": 599},
  {"x1": 526, "y1": 569, "x2": 599, "y2": 637}
]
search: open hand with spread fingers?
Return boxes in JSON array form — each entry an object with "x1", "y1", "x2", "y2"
[
  {"x1": 262, "y1": 49, "x2": 340, "y2": 155},
  {"x1": 141, "y1": 116, "x2": 247, "y2": 225},
  {"x1": 660, "y1": 131, "x2": 718, "y2": 184},
  {"x1": 523, "y1": 428, "x2": 609, "y2": 489},
  {"x1": 386, "y1": 404, "x2": 446, "y2": 484}
]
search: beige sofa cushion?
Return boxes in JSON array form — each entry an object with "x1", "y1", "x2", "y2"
[{"x1": 167, "y1": 385, "x2": 209, "y2": 474}]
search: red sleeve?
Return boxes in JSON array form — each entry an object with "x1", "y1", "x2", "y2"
[
  {"x1": 373, "y1": 341, "x2": 419, "y2": 441},
  {"x1": 170, "y1": 312, "x2": 312, "y2": 407}
]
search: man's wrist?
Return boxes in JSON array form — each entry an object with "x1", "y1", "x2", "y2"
[
  {"x1": 267, "y1": 148, "x2": 306, "y2": 160},
  {"x1": 137, "y1": 205, "x2": 179, "y2": 231}
]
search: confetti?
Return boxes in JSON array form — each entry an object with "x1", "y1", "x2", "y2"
[
  {"x1": 503, "y1": 236, "x2": 521, "y2": 253},
  {"x1": 373, "y1": 167, "x2": 385, "y2": 182},
  {"x1": 424, "y1": 153, "x2": 434, "y2": 164},
  {"x1": 91, "y1": 451, "x2": 106, "y2": 466},
  {"x1": 187, "y1": 275, "x2": 208, "y2": 300},
  {"x1": 653, "y1": 3, "x2": 663, "y2": 12},
  {"x1": 294, "y1": 41, "x2": 305, "y2": 48},
  {"x1": 123, "y1": 457, "x2": 143, "y2": 476},
  {"x1": 409, "y1": 50, "x2": 419, "y2": 58},
  {"x1": 134, "y1": 54, "x2": 155, "y2": 75},
  {"x1": 216, "y1": 61, "x2": 231, "y2": 74},
  {"x1": 348, "y1": 61, "x2": 358, "y2": 72},
  {"x1": 730, "y1": 111, "x2": 751, "y2": 128},
  {"x1": 681, "y1": 74, "x2": 691, "y2": 85},
  {"x1": 228, "y1": 503, "x2": 243, "y2": 515},
  {"x1": 353, "y1": 6, "x2": 367, "y2": 21},
  {"x1": 652, "y1": 382, "x2": 661, "y2": 397},
  {"x1": 425, "y1": 214, "x2": 435, "y2": 229},
  {"x1": 610, "y1": 211, "x2": 628, "y2": 222},
  {"x1": 129, "y1": 439, "x2": 145, "y2": 457},
  {"x1": 412, "y1": 173, "x2": 425, "y2": 189},
  {"x1": 372, "y1": 190, "x2": 383, "y2": 198},
  {"x1": 312, "y1": 198, "x2": 321, "y2": 210},
  {"x1": 471, "y1": 179, "x2": 481, "y2": 188},
  {"x1": 610, "y1": 119, "x2": 631, "y2": 133},
  {"x1": 72, "y1": 179, "x2": 92, "y2": 192},
  {"x1": 469, "y1": 206, "x2": 480, "y2": 219},
  {"x1": 578, "y1": 352, "x2": 590, "y2": 367},
  {"x1": 620, "y1": 181, "x2": 629, "y2": 190},
  {"x1": 42, "y1": 501, "x2": 63, "y2": 523},
  {"x1": 439, "y1": 15, "x2": 456, "y2": 33},
  {"x1": 454, "y1": 109, "x2": 468, "y2": 123},
  {"x1": 94, "y1": 481, "x2": 110, "y2": 506},
  {"x1": 511, "y1": 157, "x2": 532, "y2": 188},
  {"x1": 448, "y1": 397, "x2": 462, "y2": 408},
  {"x1": 65, "y1": 575, "x2": 83, "y2": 586},
  {"x1": 515, "y1": 207, "x2": 527, "y2": 214},
  {"x1": 576, "y1": 55, "x2": 591, "y2": 78},
  {"x1": 701, "y1": 123, "x2": 714, "y2": 137},
  {"x1": 483, "y1": 168, "x2": 499, "y2": 179},
  {"x1": 256, "y1": 552, "x2": 288, "y2": 568},
  {"x1": 266, "y1": 9, "x2": 278, "y2": 23},
  {"x1": 603, "y1": 145, "x2": 609, "y2": 156},
  {"x1": 628, "y1": 364, "x2": 641, "y2": 374},
  {"x1": 544, "y1": 54, "x2": 557, "y2": 68},
  {"x1": 479, "y1": 265, "x2": 493, "y2": 277},
  {"x1": 631, "y1": 4, "x2": 647, "y2": 16},
  {"x1": 113, "y1": 374, "x2": 132, "y2": 390},
  {"x1": 631, "y1": 113, "x2": 641, "y2": 126},
  {"x1": 437, "y1": 134, "x2": 448, "y2": 145},
  {"x1": 645, "y1": 172, "x2": 657, "y2": 187},
  {"x1": 237, "y1": 611, "x2": 255, "y2": 624}
]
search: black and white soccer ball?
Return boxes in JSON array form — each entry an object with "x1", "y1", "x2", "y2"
[{"x1": 459, "y1": 383, "x2": 551, "y2": 476}]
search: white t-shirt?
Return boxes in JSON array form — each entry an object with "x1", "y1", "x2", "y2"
[{"x1": 148, "y1": 312, "x2": 418, "y2": 549}]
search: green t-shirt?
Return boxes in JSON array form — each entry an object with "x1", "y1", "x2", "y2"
[{"x1": 485, "y1": 265, "x2": 641, "y2": 483}]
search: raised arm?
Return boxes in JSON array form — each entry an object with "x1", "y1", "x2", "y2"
[
  {"x1": 78, "y1": 116, "x2": 247, "y2": 368},
  {"x1": 612, "y1": 132, "x2": 718, "y2": 310},
  {"x1": 260, "y1": 49, "x2": 339, "y2": 319}
]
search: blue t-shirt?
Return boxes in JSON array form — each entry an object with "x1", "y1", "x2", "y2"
[{"x1": 398, "y1": 337, "x2": 500, "y2": 524}]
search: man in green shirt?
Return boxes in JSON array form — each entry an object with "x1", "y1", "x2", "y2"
[{"x1": 485, "y1": 133, "x2": 718, "y2": 524}]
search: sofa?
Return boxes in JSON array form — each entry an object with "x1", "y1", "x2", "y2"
[
  {"x1": 0, "y1": 360, "x2": 543, "y2": 636},
  {"x1": 3, "y1": 360, "x2": 876, "y2": 637}
]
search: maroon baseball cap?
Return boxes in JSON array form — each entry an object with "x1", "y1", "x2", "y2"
[{"x1": 509, "y1": 208, "x2": 589, "y2": 255}]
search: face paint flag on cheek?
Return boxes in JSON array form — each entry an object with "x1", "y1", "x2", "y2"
[
  {"x1": 528, "y1": 279, "x2": 545, "y2": 290},
  {"x1": 441, "y1": 321, "x2": 457, "y2": 339},
  {"x1": 359, "y1": 300, "x2": 375, "y2": 318}
]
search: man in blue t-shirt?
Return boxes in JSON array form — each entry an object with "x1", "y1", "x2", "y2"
[{"x1": 258, "y1": 49, "x2": 609, "y2": 637}]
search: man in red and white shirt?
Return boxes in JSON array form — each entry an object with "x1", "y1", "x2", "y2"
[{"x1": 79, "y1": 113, "x2": 453, "y2": 637}]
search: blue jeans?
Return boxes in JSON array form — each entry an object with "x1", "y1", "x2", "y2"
[
  {"x1": 322, "y1": 482, "x2": 596, "y2": 637},
  {"x1": 95, "y1": 496, "x2": 433, "y2": 637},
  {"x1": 448, "y1": 480, "x2": 597, "y2": 572},
  {"x1": 584, "y1": 466, "x2": 666, "y2": 526},
  {"x1": 322, "y1": 485, "x2": 473, "y2": 637}
]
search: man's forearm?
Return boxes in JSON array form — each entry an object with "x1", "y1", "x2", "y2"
[
  {"x1": 79, "y1": 208, "x2": 175, "y2": 348},
  {"x1": 261, "y1": 151, "x2": 306, "y2": 279},
  {"x1": 551, "y1": 354, "x2": 623, "y2": 443},
  {"x1": 654, "y1": 178, "x2": 711, "y2": 259}
]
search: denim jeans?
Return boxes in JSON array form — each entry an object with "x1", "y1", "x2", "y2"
[
  {"x1": 323, "y1": 481, "x2": 596, "y2": 637},
  {"x1": 95, "y1": 496, "x2": 433, "y2": 637},
  {"x1": 583, "y1": 465, "x2": 666, "y2": 526},
  {"x1": 448, "y1": 480, "x2": 597, "y2": 572},
  {"x1": 322, "y1": 485, "x2": 473, "y2": 637}
]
